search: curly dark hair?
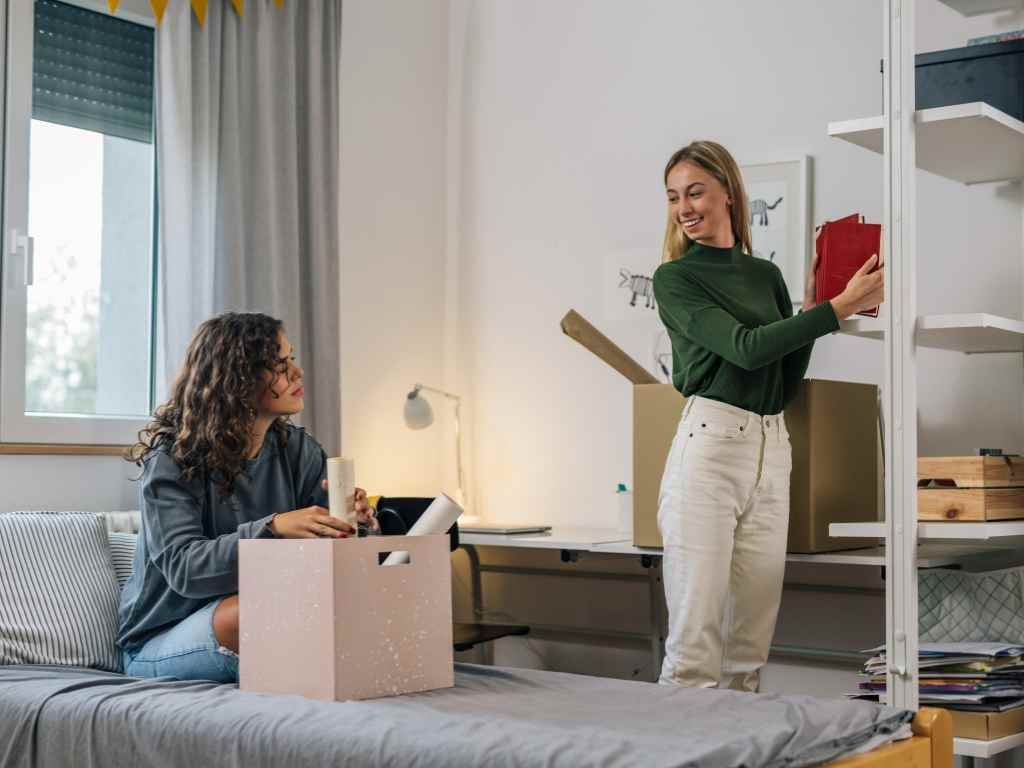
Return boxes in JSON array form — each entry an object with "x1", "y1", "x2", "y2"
[{"x1": 126, "y1": 312, "x2": 293, "y2": 496}]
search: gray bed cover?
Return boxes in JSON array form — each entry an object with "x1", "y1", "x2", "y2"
[{"x1": 0, "y1": 663, "x2": 911, "y2": 768}]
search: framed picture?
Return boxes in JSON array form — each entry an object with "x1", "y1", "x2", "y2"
[{"x1": 740, "y1": 156, "x2": 811, "y2": 306}]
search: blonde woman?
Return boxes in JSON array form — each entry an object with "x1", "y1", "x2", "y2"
[{"x1": 651, "y1": 141, "x2": 883, "y2": 691}]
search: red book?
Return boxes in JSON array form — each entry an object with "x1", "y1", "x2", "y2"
[{"x1": 815, "y1": 214, "x2": 882, "y2": 318}]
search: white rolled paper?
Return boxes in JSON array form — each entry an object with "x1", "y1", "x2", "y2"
[
  {"x1": 326, "y1": 457, "x2": 357, "y2": 528},
  {"x1": 382, "y1": 492, "x2": 463, "y2": 566}
]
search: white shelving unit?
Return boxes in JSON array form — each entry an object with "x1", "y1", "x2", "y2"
[
  {"x1": 829, "y1": 102, "x2": 1024, "y2": 185},
  {"x1": 838, "y1": 313, "x2": 1024, "y2": 353},
  {"x1": 831, "y1": 1, "x2": 1024, "y2": 759}
]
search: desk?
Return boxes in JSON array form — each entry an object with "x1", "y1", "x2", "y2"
[
  {"x1": 458, "y1": 527, "x2": 663, "y2": 671},
  {"x1": 458, "y1": 532, "x2": 1011, "y2": 675}
]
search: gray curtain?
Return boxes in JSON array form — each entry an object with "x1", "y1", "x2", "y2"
[{"x1": 155, "y1": 0, "x2": 341, "y2": 453}]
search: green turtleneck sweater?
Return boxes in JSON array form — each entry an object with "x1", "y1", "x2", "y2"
[{"x1": 652, "y1": 242, "x2": 840, "y2": 416}]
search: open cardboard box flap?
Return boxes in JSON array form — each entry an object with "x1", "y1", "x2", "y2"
[{"x1": 560, "y1": 309, "x2": 657, "y2": 385}]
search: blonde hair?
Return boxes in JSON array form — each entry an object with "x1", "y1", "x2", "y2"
[{"x1": 661, "y1": 140, "x2": 752, "y2": 263}]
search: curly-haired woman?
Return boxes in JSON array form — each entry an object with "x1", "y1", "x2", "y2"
[{"x1": 117, "y1": 312, "x2": 376, "y2": 682}]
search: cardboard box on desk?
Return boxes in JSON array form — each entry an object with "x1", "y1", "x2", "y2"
[
  {"x1": 238, "y1": 535, "x2": 454, "y2": 701},
  {"x1": 635, "y1": 378, "x2": 881, "y2": 552},
  {"x1": 560, "y1": 310, "x2": 880, "y2": 552}
]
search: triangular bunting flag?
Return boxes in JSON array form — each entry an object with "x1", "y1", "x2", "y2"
[
  {"x1": 108, "y1": 0, "x2": 120, "y2": 12},
  {"x1": 190, "y1": 0, "x2": 209, "y2": 26},
  {"x1": 230, "y1": 0, "x2": 244, "y2": 16},
  {"x1": 273, "y1": 0, "x2": 284, "y2": 7},
  {"x1": 149, "y1": 0, "x2": 168, "y2": 24}
]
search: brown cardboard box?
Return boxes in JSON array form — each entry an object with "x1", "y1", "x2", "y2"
[
  {"x1": 947, "y1": 707, "x2": 1024, "y2": 740},
  {"x1": 632, "y1": 378, "x2": 881, "y2": 552},
  {"x1": 239, "y1": 535, "x2": 454, "y2": 701},
  {"x1": 560, "y1": 311, "x2": 881, "y2": 552},
  {"x1": 632, "y1": 383, "x2": 686, "y2": 548},
  {"x1": 785, "y1": 379, "x2": 881, "y2": 553}
]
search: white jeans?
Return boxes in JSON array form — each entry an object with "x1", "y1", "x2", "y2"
[{"x1": 657, "y1": 395, "x2": 792, "y2": 692}]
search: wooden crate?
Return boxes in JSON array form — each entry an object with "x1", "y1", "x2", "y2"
[
  {"x1": 918, "y1": 456, "x2": 1024, "y2": 488},
  {"x1": 918, "y1": 456, "x2": 1024, "y2": 521}
]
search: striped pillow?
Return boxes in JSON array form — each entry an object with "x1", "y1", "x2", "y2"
[
  {"x1": 0, "y1": 512, "x2": 121, "y2": 671},
  {"x1": 107, "y1": 532, "x2": 138, "y2": 589}
]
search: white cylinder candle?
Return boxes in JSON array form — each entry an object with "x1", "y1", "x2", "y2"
[{"x1": 326, "y1": 457, "x2": 357, "y2": 528}]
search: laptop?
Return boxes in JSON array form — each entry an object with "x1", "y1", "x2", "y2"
[{"x1": 458, "y1": 523, "x2": 552, "y2": 535}]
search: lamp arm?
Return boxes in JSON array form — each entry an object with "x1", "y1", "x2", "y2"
[{"x1": 414, "y1": 383, "x2": 461, "y2": 402}]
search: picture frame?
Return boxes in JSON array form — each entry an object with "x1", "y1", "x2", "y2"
[{"x1": 740, "y1": 156, "x2": 811, "y2": 306}]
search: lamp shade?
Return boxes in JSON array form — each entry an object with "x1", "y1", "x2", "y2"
[{"x1": 404, "y1": 391, "x2": 434, "y2": 429}]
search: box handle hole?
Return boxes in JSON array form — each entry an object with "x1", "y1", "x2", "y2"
[{"x1": 378, "y1": 551, "x2": 411, "y2": 566}]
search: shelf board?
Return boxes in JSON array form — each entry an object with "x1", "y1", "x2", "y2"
[
  {"x1": 836, "y1": 313, "x2": 1024, "y2": 353},
  {"x1": 837, "y1": 317, "x2": 884, "y2": 341},
  {"x1": 829, "y1": 522, "x2": 885, "y2": 538},
  {"x1": 828, "y1": 102, "x2": 1024, "y2": 184},
  {"x1": 955, "y1": 731, "x2": 1024, "y2": 758},
  {"x1": 919, "y1": 314, "x2": 1024, "y2": 353},
  {"x1": 937, "y1": 0, "x2": 1020, "y2": 15},
  {"x1": 919, "y1": 520, "x2": 1024, "y2": 540},
  {"x1": 788, "y1": 543, "x2": 1011, "y2": 567},
  {"x1": 831, "y1": 520, "x2": 1024, "y2": 541}
]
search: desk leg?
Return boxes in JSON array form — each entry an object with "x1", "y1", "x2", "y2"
[
  {"x1": 462, "y1": 544, "x2": 483, "y2": 620},
  {"x1": 460, "y1": 544, "x2": 495, "y2": 665},
  {"x1": 644, "y1": 555, "x2": 665, "y2": 682}
]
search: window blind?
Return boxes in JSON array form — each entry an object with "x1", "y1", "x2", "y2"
[{"x1": 32, "y1": 0, "x2": 154, "y2": 143}]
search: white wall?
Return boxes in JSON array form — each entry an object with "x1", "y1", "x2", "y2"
[
  {"x1": 0, "y1": 456, "x2": 138, "y2": 512},
  {"x1": 338, "y1": 0, "x2": 453, "y2": 497}
]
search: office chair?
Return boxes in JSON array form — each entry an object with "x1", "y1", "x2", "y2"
[{"x1": 375, "y1": 496, "x2": 530, "y2": 652}]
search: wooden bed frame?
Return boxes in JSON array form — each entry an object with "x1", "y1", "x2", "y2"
[{"x1": 828, "y1": 707, "x2": 952, "y2": 768}]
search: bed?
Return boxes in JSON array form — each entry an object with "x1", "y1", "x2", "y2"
[{"x1": 0, "y1": 663, "x2": 950, "y2": 768}]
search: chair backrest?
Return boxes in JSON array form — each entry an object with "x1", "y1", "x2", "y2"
[{"x1": 375, "y1": 497, "x2": 459, "y2": 551}]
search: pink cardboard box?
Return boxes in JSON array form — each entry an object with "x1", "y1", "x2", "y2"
[{"x1": 238, "y1": 534, "x2": 454, "y2": 701}]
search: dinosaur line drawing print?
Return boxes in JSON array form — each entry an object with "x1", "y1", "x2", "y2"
[
  {"x1": 619, "y1": 269, "x2": 656, "y2": 309},
  {"x1": 749, "y1": 196, "x2": 783, "y2": 226}
]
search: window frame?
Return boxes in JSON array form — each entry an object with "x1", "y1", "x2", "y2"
[{"x1": 0, "y1": 0, "x2": 158, "y2": 448}]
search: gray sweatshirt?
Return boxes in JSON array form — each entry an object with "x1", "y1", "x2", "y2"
[{"x1": 117, "y1": 424, "x2": 328, "y2": 652}]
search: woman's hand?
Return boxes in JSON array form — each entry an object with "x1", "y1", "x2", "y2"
[
  {"x1": 319, "y1": 480, "x2": 380, "y2": 532},
  {"x1": 803, "y1": 235, "x2": 822, "y2": 310},
  {"x1": 269, "y1": 507, "x2": 354, "y2": 538},
  {"x1": 831, "y1": 254, "x2": 885, "y2": 320},
  {"x1": 353, "y1": 487, "x2": 380, "y2": 532}
]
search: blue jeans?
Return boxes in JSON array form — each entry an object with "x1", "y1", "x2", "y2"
[{"x1": 122, "y1": 597, "x2": 239, "y2": 683}]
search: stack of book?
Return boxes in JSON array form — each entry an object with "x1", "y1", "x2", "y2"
[{"x1": 855, "y1": 642, "x2": 1024, "y2": 712}]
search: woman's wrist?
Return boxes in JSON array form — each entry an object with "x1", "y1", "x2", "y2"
[{"x1": 830, "y1": 295, "x2": 851, "y2": 321}]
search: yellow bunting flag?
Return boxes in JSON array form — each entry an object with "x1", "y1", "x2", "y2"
[
  {"x1": 190, "y1": 0, "x2": 209, "y2": 26},
  {"x1": 230, "y1": 0, "x2": 243, "y2": 17},
  {"x1": 273, "y1": 0, "x2": 284, "y2": 7},
  {"x1": 108, "y1": 0, "x2": 120, "y2": 12},
  {"x1": 149, "y1": 0, "x2": 168, "y2": 24}
]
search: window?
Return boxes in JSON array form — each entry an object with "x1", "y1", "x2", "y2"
[{"x1": 1, "y1": 0, "x2": 157, "y2": 445}]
